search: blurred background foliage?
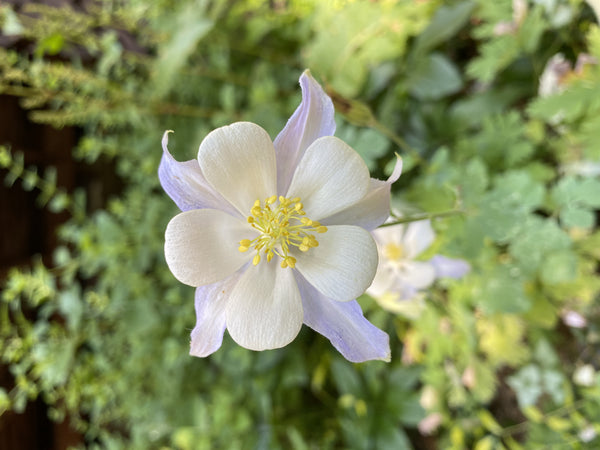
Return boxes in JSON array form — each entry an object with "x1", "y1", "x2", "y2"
[{"x1": 1, "y1": 0, "x2": 600, "y2": 448}]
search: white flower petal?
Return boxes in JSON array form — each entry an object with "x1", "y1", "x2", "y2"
[
  {"x1": 197, "y1": 122, "x2": 277, "y2": 216},
  {"x1": 190, "y1": 269, "x2": 245, "y2": 357},
  {"x1": 296, "y1": 273, "x2": 390, "y2": 362},
  {"x1": 402, "y1": 220, "x2": 435, "y2": 258},
  {"x1": 158, "y1": 131, "x2": 237, "y2": 215},
  {"x1": 225, "y1": 262, "x2": 303, "y2": 351},
  {"x1": 322, "y1": 156, "x2": 402, "y2": 230},
  {"x1": 164, "y1": 209, "x2": 252, "y2": 287},
  {"x1": 294, "y1": 225, "x2": 378, "y2": 301},
  {"x1": 395, "y1": 261, "x2": 436, "y2": 290},
  {"x1": 366, "y1": 263, "x2": 396, "y2": 298},
  {"x1": 274, "y1": 70, "x2": 336, "y2": 194},
  {"x1": 286, "y1": 136, "x2": 370, "y2": 221},
  {"x1": 373, "y1": 223, "x2": 406, "y2": 248}
]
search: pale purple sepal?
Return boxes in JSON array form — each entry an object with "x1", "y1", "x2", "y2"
[
  {"x1": 158, "y1": 131, "x2": 236, "y2": 215},
  {"x1": 430, "y1": 255, "x2": 470, "y2": 279},
  {"x1": 322, "y1": 156, "x2": 402, "y2": 230},
  {"x1": 295, "y1": 273, "x2": 391, "y2": 363},
  {"x1": 274, "y1": 70, "x2": 336, "y2": 195},
  {"x1": 190, "y1": 268, "x2": 244, "y2": 357}
]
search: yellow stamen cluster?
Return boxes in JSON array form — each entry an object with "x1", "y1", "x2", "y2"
[
  {"x1": 238, "y1": 195, "x2": 327, "y2": 269},
  {"x1": 384, "y1": 243, "x2": 404, "y2": 261}
]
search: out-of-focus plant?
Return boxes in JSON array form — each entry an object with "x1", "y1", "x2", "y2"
[{"x1": 1, "y1": 1, "x2": 599, "y2": 449}]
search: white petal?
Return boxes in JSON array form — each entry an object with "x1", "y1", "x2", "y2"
[
  {"x1": 402, "y1": 220, "x2": 435, "y2": 258},
  {"x1": 225, "y1": 262, "x2": 303, "y2": 351},
  {"x1": 190, "y1": 269, "x2": 244, "y2": 357},
  {"x1": 296, "y1": 273, "x2": 390, "y2": 363},
  {"x1": 274, "y1": 70, "x2": 336, "y2": 194},
  {"x1": 158, "y1": 131, "x2": 237, "y2": 215},
  {"x1": 294, "y1": 225, "x2": 378, "y2": 301},
  {"x1": 197, "y1": 122, "x2": 277, "y2": 216},
  {"x1": 366, "y1": 263, "x2": 396, "y2": 298},
  {"x1": 394, "y1": 261, "x2": 436, "y2": 290},
  {"x1": 286, "y1": 136, "x2": 370, "y2": 221},
  {"x1": 373, "y1": 222, "x2": 406, "y2": 247},
  {"x1": 164, "y1": 209, "x2": 252, "y2": 287},
  {"x1": 322, "y1": 156, "x2": 402, "y2": 229}
]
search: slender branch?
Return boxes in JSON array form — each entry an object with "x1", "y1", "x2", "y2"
[{"x1": 379, "y1": 209, "x2": 465, "y2": 227}]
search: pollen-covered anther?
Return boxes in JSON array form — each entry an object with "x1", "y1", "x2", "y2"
[
  {"x1": 280, "y1": 256, "x2": 297, "y2": 269},
  {"x1": 238, "y1": 239, "x2": 252, "y2": 252},
  {"x1": 238, "y1": 196, "x2": 327, "y2": 268}
]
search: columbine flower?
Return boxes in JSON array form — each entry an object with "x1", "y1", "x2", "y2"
[
  {"x1": 159, "y1": 70, "x2": 402, "y2": 362},
  {"x1": 367, "y1": 220, "x2": 469, "y2": 315}
]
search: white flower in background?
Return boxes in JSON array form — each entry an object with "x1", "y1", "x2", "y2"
[
  {"x1": 159, "y1": 70, "x2": 402, "y2": 362},
  {"x1": 538, "y1": 53, "x2": 572, "y2": 97},
  {"x1": 418, "y1": 413, "x2": 443, "y2": 435},
  {"x1": 573, "y1": 364, "x2": 596, "y2": 387},
  {"x1": 539, "y1": 53, "x2": 597, "y2": 98},
  {"x1": 561, "y1": 160, "x2": 600, "y2": 177},
  {"x1": 539, "y1": 53, "x2": 600, "y2": 172},
  {"x1": 579, "y1": 425, "x2": 598, "y2": 443},
  {"x1": 562, "y1": 310, "x2": 587, "y2": 328},
  {"x1": 367, "y1": 220, "x2": 469, "y2": 315}
]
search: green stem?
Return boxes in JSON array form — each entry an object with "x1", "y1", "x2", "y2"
[{"x1": 379, "y1": 209, "x2": 465, "y2": 227}]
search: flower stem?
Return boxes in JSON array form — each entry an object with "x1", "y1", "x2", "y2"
[{"x1": 380, "y1": 209, "x2": 465, "y2": 227}]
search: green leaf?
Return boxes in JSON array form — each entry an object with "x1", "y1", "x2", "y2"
[
  {"x1": 508, "y1": 365, "x2": 543, "y2": 407},
  {"x1": 533, "y1": 339, "x2": 559, "y2": 367},
  {"x1": 36, "y1": 33, "x2": 65, "y2": 57},
  {"x1": 509, "y1": 217, "x2": 571, "y2": 275},
  {"x1": 467, "y1": 35, "x2": 520, "y2": 82},
  {"x1": 407, "y1": 53, "x2": 463, "y2": 100},
  {"x1": 517, "y1": 6, "x2": 546, "y2": 53},
  {"x1": 528, "y1": 83, "x2": 597, "y2": 123},
  {"x1": 58, "y1": 288, "x2": 83, "y2": 332},
  {"x1": 540, "y1": 249, "x2": 577, "y2": 285},
  {"x1": 478, "y1": 265, "x2": 531, "y2": 314},
  {"x1": 462, "y1": 158, "x2": 489, "y2": 201},
  {"x1": 331, "y1": 358, "x2": 362, "y2": 395},
  {"x1": 413, "y1": 1, "x2": 475, "y2": 54},
  {"x1": 523, "y1": 293, "x2": 557, "y2": 328},
  {"x1": 542, "y1": 370, "x2": 566, "y2": 404},
  {"x1": 151, "y1": 3, "x2": 214, "y2": 98},
  {"x1": 374, "y1": 424, "x2": 412, "y2": 450},
  {"x1": 522, "y1": 405, "x2": 544, "y2": 423},
  {"x1": 351, "y1": 128, "x2": 390, "y2": 170},
  {"x1": 474, "y1": 436, "x2": 497, "y2": 450},
  {"x1": 560, "y1": 207, "x2": 595, "y2": 229},
  {"x1": 451, "y1": 87, "x2": 522, "y2": 127},
  {"x1": 477, "y1": 315, "x2": 529, "y2": 367},
  {"x1": 478, "y1": 409, "x2": 502, "y2": 435},
  {"x1": 551, "y1": 176, "x2": 600, "y2": 209},
  {"x1": 305, "y1": 1, "x2": 431, "y2": 96}
]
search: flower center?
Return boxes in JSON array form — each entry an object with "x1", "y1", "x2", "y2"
[
  {"x1": 384, "y1": 243, "x2": 404, "y2": 261},
  {"x1": 238, "y1": 195, "x2": 327, "y2": 268}
]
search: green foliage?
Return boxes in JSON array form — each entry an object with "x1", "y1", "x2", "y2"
[{"x1": 1, "y1": 0, "x2": 600, "y2": 449}]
